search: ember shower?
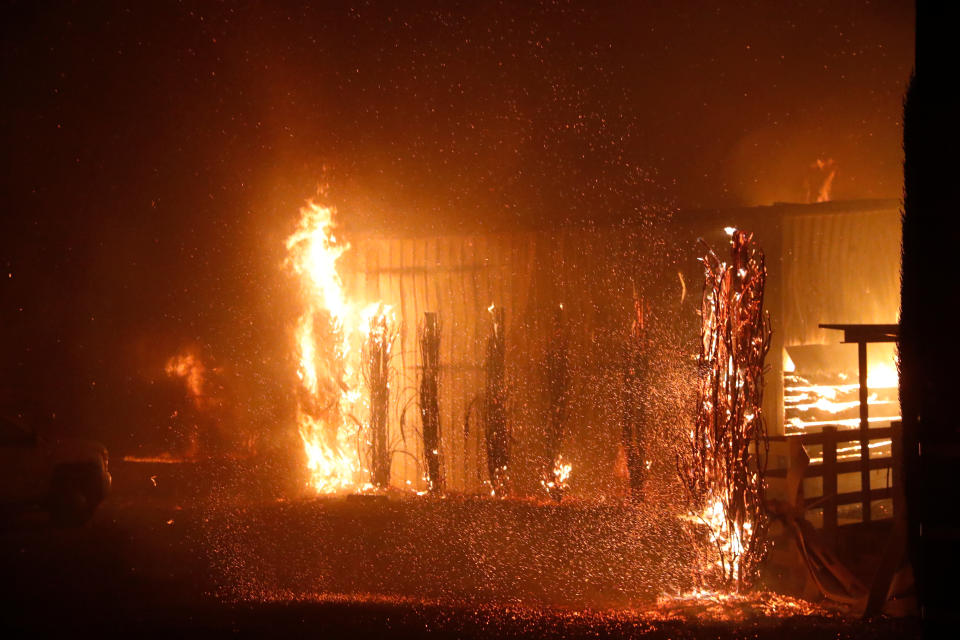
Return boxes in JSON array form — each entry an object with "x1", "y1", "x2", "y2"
[{"x1": 0, "y1": 0, "x2": 915, "y2": 632}]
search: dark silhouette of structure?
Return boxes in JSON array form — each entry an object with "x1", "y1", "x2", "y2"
[{"x1": 901, "y1": 1, "x2": 960, "y2": 633}]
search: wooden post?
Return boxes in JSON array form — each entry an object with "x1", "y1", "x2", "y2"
[
  {"x1": 858, "y1": 341, "x2": 871, "y2": 523},
  {"x1": 822, "y1": 426, "x2": 839, "y2": 549},
  {"x1": 891, "y1": 420, "x2": 904, "y2": 522},
  {"x1": 863, "y1": 419, "x2": 909, "y2": 618}
]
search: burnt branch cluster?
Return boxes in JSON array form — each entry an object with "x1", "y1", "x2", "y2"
[
  {"x1": 363, "y1": 309, "x2": 398, "y2": 489},
  {"x1": 678, "y1": 230, "x2": 772, "y2": 591},
  {"x1": 483, "y1": 306, "x2": 510, "y2": 494},
  {"x1": 418, "y1": 312, "x2": 444, "y2": 493}
]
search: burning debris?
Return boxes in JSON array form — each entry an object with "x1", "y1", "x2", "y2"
[
  {"x1": 678, "y1": 230, "x2": 772, "y2": 592},
  {"x1": 165, "y1": 349, "x2": 214, "y2": 409},
  {"x1": 158, "y1": 347, "x2": 234, "y2": 460}
]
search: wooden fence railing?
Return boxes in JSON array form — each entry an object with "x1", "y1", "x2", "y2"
[{"x1": 768, "y1": 421, "x2": 903, "y2": 547}]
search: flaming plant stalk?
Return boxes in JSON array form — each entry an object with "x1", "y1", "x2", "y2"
[
  {"x1": 678, "y1": 230, "x2": 772, "y2": 592},
  {"x1": 483, "y1": 305, "x2": 509, "y2": 495},
  {"x1": 364, "y1": 306, "x2": 396, "y2": 489},
  {"x1": 286, "y1": 201, "x2": 359, "y2": 493},
  {"x1": 419, "y1": 312, "x2": 443, "y2": 493}
]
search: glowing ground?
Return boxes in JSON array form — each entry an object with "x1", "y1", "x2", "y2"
[{"x1": 0, "y1": 491, "x2": 919, "y2": 637}]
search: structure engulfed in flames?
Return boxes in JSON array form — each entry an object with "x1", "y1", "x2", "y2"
[{"x1": 285, "y1": 200, "x2": 388, "y2": 493}]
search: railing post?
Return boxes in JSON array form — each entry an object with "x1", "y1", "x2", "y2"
[
  {"x1": 858, "y1": 340, "x2": 871, "y2": 523},
  {"x1": 822, "y1": 426, "x2": 838, "y2": 549}
]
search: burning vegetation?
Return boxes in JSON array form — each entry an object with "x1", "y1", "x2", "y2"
[
  {"x1": 285, "y1": 200, "x2": 364, "y2": 493},
  {"x1": 183, "y1": 195, "x2": 909, "y2": 623},
  {"x1": 678, "y1": 230, "x2": 772, "y2": 593}
]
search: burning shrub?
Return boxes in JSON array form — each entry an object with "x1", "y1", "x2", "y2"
[
  {"x1": 678, "y1": 230, "x2": 772, "y2": 592},
  {"x1": 361, "y1": 304, "x2": 397, "y2": 489},
  {"x1": 418, "y1": 312, "x2": 444, "y2": 493},
  {"x1": 483, "y1": 305, "x2": 509, "y2": 495}
]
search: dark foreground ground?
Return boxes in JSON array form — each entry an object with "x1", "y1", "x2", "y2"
[{"x1": 0, "y1": 464, "x2": 921, "y2": 638}]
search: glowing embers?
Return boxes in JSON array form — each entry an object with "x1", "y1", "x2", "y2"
[
  {"x1": 654, "y1": 589, "x2": 830, "y2": 621},
  {"x1": 285, "y1": 200, "x2": 387, "y2": 494},
  {"x1": 783, "y1": 347, "x2": 900, "y2": 435},
  {"x1": 541, "y1": 454, "x2": 572, "y2": 497}
]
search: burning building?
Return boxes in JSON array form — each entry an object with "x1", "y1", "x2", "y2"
[{"x1": 285, "y1": 198, "x2": 900, "y2": 497}]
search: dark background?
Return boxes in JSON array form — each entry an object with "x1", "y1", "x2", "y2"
[{"x1": 0, "y1": 1, "x2": 913, "y2": 457}]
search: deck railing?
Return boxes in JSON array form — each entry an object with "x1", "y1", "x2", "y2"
[{"x1": 768, "y1": 421, "x2": 903, "y2": 547}]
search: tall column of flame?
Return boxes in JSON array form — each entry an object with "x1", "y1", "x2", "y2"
[{"x1": 285, "y1": 201, "x2": 363, "y2": 493}]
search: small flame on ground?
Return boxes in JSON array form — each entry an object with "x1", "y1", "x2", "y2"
[{"x1": 541, "y1": 454, "x2": 572, "y2": 495}]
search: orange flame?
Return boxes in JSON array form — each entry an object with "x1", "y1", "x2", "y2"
[
  {"x1": 285, "y1": 200, "x2": 394, "y2": 493},
  {"x1": 541, "y1": 454, "x2": 572, "y2": 494},
  {"x1": 784, "y1": 362, "x2": 900, "y2": 433},
  {"x1": 684, "y1": 496, "x2": 753, "y2": 583},
  {"x1": 286, "y1": 200, "x2": 360, "y2": 493},
  {"x1": 165, "y1": 349, "x2": 217, "y2": 410},
  {"x1": 809, "y1": 158, "x2": 836, "y2": 203}
]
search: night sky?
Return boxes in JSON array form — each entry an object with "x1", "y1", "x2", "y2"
[{"x1": 0, "y1": 1, "x2": 913, "y2": 451}]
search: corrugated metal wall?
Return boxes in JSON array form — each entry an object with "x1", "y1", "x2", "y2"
[
  {"x1": 343, "y1": 233, "x2": 538, "y2": 493},
  {"x1": 782, "y1": 206, "x2": 901, "y2": 347},
  {"x1": 334, "y1": 203, "x2": 902, "y2": 493},
  {"x1": 340, "y1": 227, "x2": 687, "y2": 495}
]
